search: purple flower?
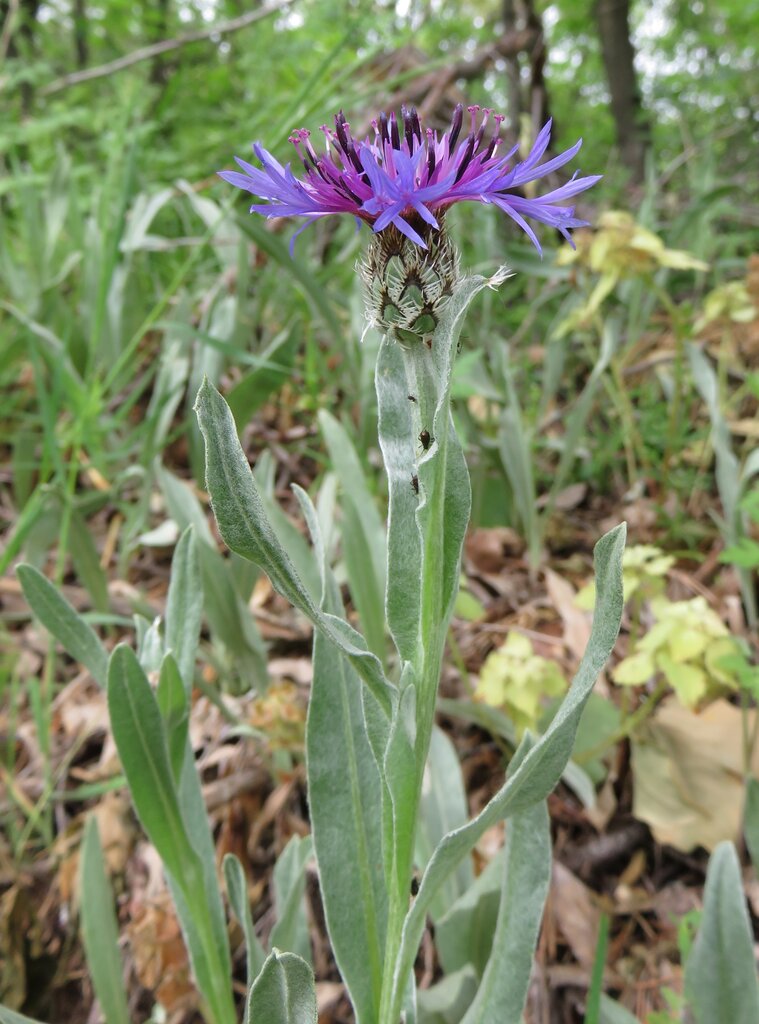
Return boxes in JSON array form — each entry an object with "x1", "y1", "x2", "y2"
[{"x1": 218, "y1": 105, "x2": 601, "y2": 255}]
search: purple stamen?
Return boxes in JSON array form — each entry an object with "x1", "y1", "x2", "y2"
[
  {"x1": 448, "y1": 103, "x2": 463, "y2": 155},
  {"x1": 390, "y1": 112, "x2": 400, "y2": 151}
]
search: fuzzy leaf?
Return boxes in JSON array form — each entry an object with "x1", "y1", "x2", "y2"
[
  {"x1": 388, "y1": 523, "x2": 625, "y2": 1020},
  {"x1": 461, "y1": 797, "x2": 551, "y2": 1024},
  {"x1": 17, "y1": 563, "x2": 108, "y2": 687},
  {"x1": 245, "y1": 950, "x2": 318, "y2": 1024},
  {"x1": 684, "y1": 842, "x2": 759, "y2": 1024},
  {"x1": 195, "y1": 378, "x2": 392, "y2": 714},
  {"x1": 223, "y1": 853, "x2": 267, "y2": 987},
  {"x1": 79, "y1": 817, "x2": 130, "y2": 1024},
  {"x1": 165, "y1": 526, "x2": 203, "y2": 691}
]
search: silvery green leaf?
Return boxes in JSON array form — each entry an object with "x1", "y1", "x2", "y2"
[
  {"x1": 377, "y1": 274, "x2": 498, "y2": 665},
  {"x1": 319, "y1": 409, "x2": 387, "y2": 659},
  {"x1": 165, "y1": 526, "x2": 203, "y2": 691},
  {"x1": 384, "y1": 677, "x2": 418, "y2": 898},
  {"x1": 376, "y1": 335, "x2": 422, "y2": 661},
  {"x1": 156, "y1": 653, "x2": 189, "y2": 784},
  {"x1": 245, "y1": 949, "x2": 318, "y2": 1024},
  {"x1": 417, "y1": 966, "x2": 478, "y2": 1024},
  {"x1": 195, "y1": 377, "x2": 392, "y2": 714},
  {"x1": 17, "y1": 563, "x2": 108, "y2": 687},
  {"x1": 306, "y1": 579, "x2": 388, "y2": 1022},
  {"x1": 461, "y1": 797, "x2": 551, "y2": 1024},
  {"x1": 296, "y1": 482, "x2": 388, "y2": 1023},
  {"x1": 271, "y1": 835, "x2": 314, "y2": 965},
  {"x1": 107, "y1": 645, "x2": 235, "y2": 1024},
  {"x1": 388, "y1": 523, "x2": 625, "y2": 1020},
  {"x1": 415, "y1": 726, "x2": 473, "y2": 922},
  {"x1": 434, "y1": 851, "x2": 503, "y2": 977},
  {"x1": 223, "y1": 853, "x2": 267, "y2": 987},
  {"x1": 79, "y1": 817, "x2": 130, "y2": 1024},
  {"x1": 684, "y1": 841, "x2": 759, "y2": 1024}
]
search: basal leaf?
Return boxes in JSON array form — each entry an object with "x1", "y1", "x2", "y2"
[
  {"x1": 461, "y1": 797, "x2": 551, "y2": 1024},
  {"x1": 18, "y1": 563, "x2": 108, "y2": 687},
  {"x1": 107, "y1": 644, "x2": 193, "y2": 881},
  {"x1": 223, "y1": 853, "x2": 267, "y2": 987},
  {"x1": 270, "y1": 835, "x2": 314, "y2": 965},
  {"x1": 684, "y1": 841, "x2": 759, "y2": 1024},
  {"x1": 79, "y1": 816, "x2": 130, "y2": 1024},
  {"x1": 245, "y1": 949, "x2": 318, "y2": 1024},
  {"x1": 165, "y1": 526, "x2": 203, "y2": 691}
]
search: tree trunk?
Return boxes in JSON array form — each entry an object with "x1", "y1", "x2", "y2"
[
  {"x1": 500, "y1": 0, "x2": 550, "y2": 137},
  {"x1": 2, "y1": 0, "x2": 40, "y2": 112},
  {"x1": 596, "y1": 0, "x2": 650, "y2": 182},
  {"x1": 501, "y1": 0, "x2": 523, "y2": 128},
  {"x1": 73, "y1": 0, "x2": 88, "y2": 68},
  {"x1": 147, "y1": 0, "x2": 170, "y2": 85}
]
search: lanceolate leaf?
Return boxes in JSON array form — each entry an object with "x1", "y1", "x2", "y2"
[
  {"x1": 415, "y1": 726, "x2": 474, "y2": 923},
  {"x1": 79, "y1": 817, "x2": 130, "y2": 1024},
  {"x1": 319, "y1": 408, "x2": 387, "y2": 660},
  {"x1": 107, "y1": 645, "x2": 235, "y2": 1024},
  {"x1": 461, "y1": 797, "x2": 551, "y2": 1024},
  {"x1": 195, "y1": 377, "x2": 393, "y2": 714},
  {"x1": 296, "y1": 481, "x2": 389, "y2": 1017},
  {"x1": 270, "y1": 835, "x2": 314, "y2": 965},
  {"x1": 388, "y1": 523, "x2": 625, "y2": 1021},
  {"x1": 376, "y1": 334, "x2": 422, "y2": 662},
  {"x1": 165, "y1": 526, "x2": 203, "y2": 691},
  {"x1": 17, "y1": 563, "x2": 108, "y2": 687},
  {"x1": 377, "y1": 274, "x2": 498, "y2": 669},
  {"x1": 245, "y1": 949, "x2": 318, "y2": 1024},
  {"x1": 156, "y1": 653, "x2": 189, "y2": 784},
  {"x1": 107, "y1": 645, "x2": 193, "y2": 880},
  {"x1": 684, "y1": 841, "x2": 759, "y2": 1024},
  {"x1": 306, "y1": 526, "x2": 388, "y2": 1023},
  {"x1": 223, "y1": 853, "x2": 267, "y2": 987}
]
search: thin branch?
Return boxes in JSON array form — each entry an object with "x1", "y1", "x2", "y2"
[
  {"x1": 40, "y1": 0, "x2": 296, "y2": 96},
  {"x1": 0, "y1": 0, "x2": 20, "y2": 63},
  {"x1": 382, "y1": 28, "x2": 539, "y2": 118}
]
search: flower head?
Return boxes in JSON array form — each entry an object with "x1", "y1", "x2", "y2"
[{"x1": 219, "y1": 104, "x2": 600, "y2": 255}]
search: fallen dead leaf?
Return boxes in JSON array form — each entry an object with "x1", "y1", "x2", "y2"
[
  {"x1": 128, "y1": 890, "x2": 197, "y2": 1017},
  {"x1": 545, "y1": 569, "x2": 592, "y2": 665},
  {"x1": 550, "y1": 860, "x2": 601, "y2": 970},
  {"x1": 464, "y1": 527, "x2": 525, "y2": 572},
  {"x1": 632, "y1": 696, "x2": 759, "y2": 852}
]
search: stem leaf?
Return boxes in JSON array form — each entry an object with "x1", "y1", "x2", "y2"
[
  {"x1": 461, "y1": 795, "x2": 551, "y2": 1024},
  {"x1": 390, "y1": 522, "x2": 626, "y2": 1019}
]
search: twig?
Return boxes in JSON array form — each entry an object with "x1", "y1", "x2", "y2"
[
  {"x1": 0, "y1": 0, "x2": 19, "y2": 62},
  {"x1": 40, "y1": 0, "x2": 296, "y2": 96},
  {"x1": 381, "y1": 29, "x2": 539, "y2": 118}
]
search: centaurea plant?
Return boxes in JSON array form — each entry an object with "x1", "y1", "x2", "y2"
[
  {"x1": 10, "y1": 105, "x2": 759, "y2": 1024},
  {"x1": 201, "y1": 104, "x2": 624, "y2": 1024}
]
